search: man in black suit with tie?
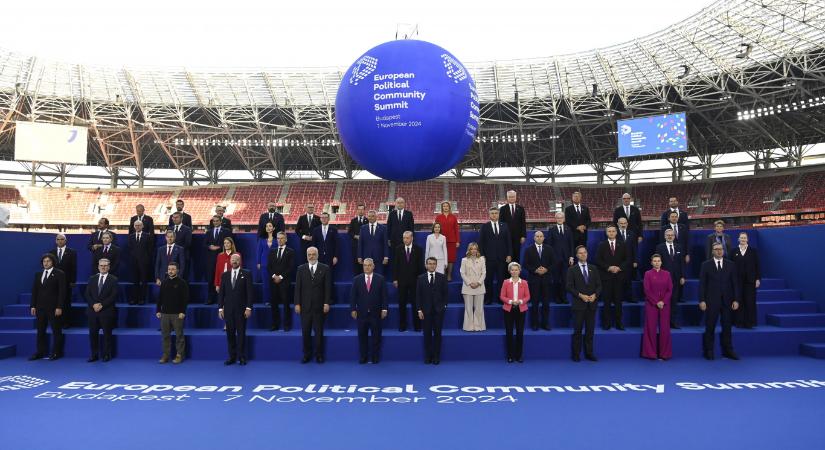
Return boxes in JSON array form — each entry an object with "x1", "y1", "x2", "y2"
[
  {"x1": 705, "y1": 220, "x2": 733, "y2": 260},
  {"x1": 92, "y1": 232, "x2": 120, "y2": 274},
  {"x1": 565, "y1": 191, "x2": 591, "y2": 248},
  {"x1": 85, "y1": 258, "x2": 118, "y2": 362},
  {"x1": 155, "y1": 231, "x2": 186, "y2": 285},
  {"x1": 386, "y1": 197, "x2": 414, "y2": 258},
  {"x1": 49, "y1": 234, "x2": 77, "y2": 329},
  {"x1": 168, "y1": 199, "x2": 193, "y2": 229},
  {"x1": 87, "y1": 217, "x2": 115, "y2": 254},
  {"x1": 350, "y1": 259, "x2": 389, "y2": 364},
  {"x1": 348, "y1": 204, "x2": 369, "y2": 276},
  {"x1": 128, "y1": 220, "x2": 153, "y2": 305},
  {"x1": 392, "y1": 231, "x2": 425, "y2": 332},
  {"x1": 699, "y1": 243, "x2": 741, "y2": 360},
  {"x1": 129, "y1": 204, "x2": 155, "y2": 243},
  {"x1": 204, "y1": 215, "x2": 231, "y2": 304},
  {"x1": 732, "y1": 232, "x2": 761, "y2": 329},
  {"x1": 215, "y1": 205, "x2": 232, "y2": 230},
  {"x1": 257, "y1": 201, "x2": 285, "y2": 238},
  {"x1": 30, "y1": 254, "x2": 66, "y2": 360},
  {"x1": 312, "y1": 212, "x2": 338, "y2": 270},
  {"x1": 524, "y1": 231, "x2": 555, "y2": 331},
  {"x1": 660, "y1": 196, "x2": 689, "y2": 233},
  {"x1": 296, "y1": 204, "x2": 321, "y2": 254},
  {"x1": 567, "y1": 246, "x2": 601, "y2": 362},
  {"x1": 616, "y1": 217, "x2": 639, "y2": 303},
  {"x1": 267, "y1": 232, "x2": 295, "y2": 331},
  {"x1": 168, "y1": 212, "x2": 193, "y2": 275},
  {"x1": 218, "y1": 253, "x2": 253, "y2": 365},
  {"x1": 661, "y1": 211, "x2": 688, "y2": 247},
  {"x1": 595, "y1": 225, "x2": 631, "y2": 330},
  {"x1": 613, "y1": 193, "x2": 643, "y2": 243},
  {"x1": 478, "y1": 207, "x2": 512, "y2": 305},
  {"x1": 294, "y1": 247, "x2": 332, "y2": 363},
  {"x1": 548, "y1": 212, "x2": 574, "y2": 304},
  {"x1": 417, "y1": 257, "x2": 449, "y2": 365},
  {"x1": 499, "y1": 190, "x2": 527, "y2": 263},
  {"x1": 656, "y1": 229, "x2": 687, "y2": 329}
]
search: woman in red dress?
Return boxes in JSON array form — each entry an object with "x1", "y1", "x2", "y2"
[
  {"x1": 214, "y1": 237, "x2": 242, "y2": 292},
  {"x1": 435, "y1": 201, "x2": 460, "y2": 281}
]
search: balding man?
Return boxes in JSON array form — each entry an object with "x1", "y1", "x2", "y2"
[
  {"x1": 296, "y1": 204, "x2": 321, "y2": 253},
  {"x1": 295, "y1": 247, "x2": 332, "y2": 363},
  {"x1": 128, "y1": 220, "x2": 153, "y2": 305},
  {"x1": 257, "y1": 201, "x2": 285, "y2": 238},
  {"x1": 499, "y1": 190, "x2": 527, "y2": 263},
  {"x1": 387, "y1": 197, "x2": 415, "y2": 254},
  {"x1": 48, "y1": 234, "x2": 77, "y2": 329},
  {"x1": 129, "y1": 204, "x2": 155, "y2": 240},
  {"x1": 548, "y1": 212, "x2": 574, "y2": 304},
  {"x1": 613, "y1": 193, "x2": 642, "y2": 242},
  {"x1": 218, "y1": 253, "x2": 253, "y2": 365}
]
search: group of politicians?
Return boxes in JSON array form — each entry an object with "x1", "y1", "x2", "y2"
[{"x1": 27, "y1": 191, "x2": 760, "y2": 366}]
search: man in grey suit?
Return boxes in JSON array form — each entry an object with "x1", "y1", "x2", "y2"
[{"x1": 295, "y1": 247, "x2": 332, "y2": 363}]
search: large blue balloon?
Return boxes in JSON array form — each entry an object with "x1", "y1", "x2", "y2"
[{"x1": 335, "y1": 40, "x2": 479, "y2": 182}]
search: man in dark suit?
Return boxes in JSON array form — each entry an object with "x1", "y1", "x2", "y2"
[
  {"x1": 295, "y1": 204, "x2": 321, "y2": 253},
  {"x1": 564, "y1": 191, "x2": 591, "y2": 248},
  {"x1": 386, "y1": 197, "x2": 414, "y2": 257},
  {"x1": 392, "y1": 231, "x2": 425, "y2": 332},
  {"x1": 29, "y1": 254, "x2": 66, "y2": 360},
  {"x1": 128, "y1": 204, "x2": 155, "y2": 243},
  {"x1": 732, "y1": 232, "x2": 761, "y2": 329},
  {"x1": 417, "y1": 257, "x2": 449, "y2": 365},
  {"x1": 155, "y1": 230, "x2": 186, "y2": 285},
  {"x1": 85, "y1": 258, "x2": 118, "y2": 362},
  {"x1": 616, "y1": 217, "x2": 639, "y2": 303},
  {"x1": 595, "y1": 225, "x2": 631, "y2": 330},
  {"x1": 312, "y1": 212, "x2": 338, "y2": 269},
  {"x1": 358, "y1": 210, "x2": 388, "y2": 274},
  {"x1": 661, "y1": 211, "x2": 688, "y2": 247},
  {"x1": 656, "y1": 228, "x2": 687, "y2": 329},
  {"x1": 613, "y1": 193, "x2": 643, "y2": 243},
  {"x1": 567, "y1": 246, "x2": 602, "y2": 362},
  {"x1": 348, "y1": 204, "x2": 369, "y2": 276},
  {"x1": 257, "y1": 201, "x2": 285, "y2": 238},
  {"x1": 350, "y1": 259, "x2": 389, "y2": 364},
  {"x1": 699, "y1": 242, "x2": 741, "y2": 360},
  {"x1": 294, "y1": 247, "x2": 332, "y2": 363},
  {"x1": 499, "y1": 190, "x2": 527, "y2": 263},
  {"x1": 705, "y1": 220, "x2": 733, "y2": 260},
  {"x1": 204, "y1": 215, "x2": 232, "y2": 304},
  {"x1": 215, "y1": 205, "x2": 232, "y2": 230},
  {"x1": 128, "y1": 220, "x2": 153, "y2": 305},
  {"x1": 87, "y1": 217, "x2": 115, "y2": 254},
  {"x1": 168, "y1": 199, "x2": 193, "y2": 229},
  {"x1": 478, "y1": 207, "x2": 512, "y2": 305},
  {"x1": 524, "y1": 231, "x2": 555, "y2": 331},
  {"x1": 168, "y1": 212, "x2": 193, "y2": 275},
  {"x1": 548, "y1": 212, "x2": 574, "y2": 304},
  {"x1": 267, "y1": 232, "x2": 295, "y2": 331},
  {"x1": 92, "y1": 232, "x2": 120, "y2": 274},
  {"x1": 49, "y1": 234, "x2": 77, "y2": 329},
  {"x1": 660, "y1": 196, "x2": 689, "y2": 232},
  {"x1": 218, "y1": 253, "x2": 253, "y2": 365}
]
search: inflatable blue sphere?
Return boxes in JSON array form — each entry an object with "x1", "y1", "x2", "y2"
[{"x1": 335, "y1": 40, "x2": 479, "y2": 182}]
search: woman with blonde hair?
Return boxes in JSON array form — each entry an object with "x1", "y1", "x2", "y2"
[{"x1": 460, "y1": 242, "x2": 486, "y2": 331}]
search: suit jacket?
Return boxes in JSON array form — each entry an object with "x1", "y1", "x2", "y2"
[
  {"x1": 386, "y1": 209, "x2": 415, "y2": 249},
  {"x1": 660, "y1": 209, "x2": 689, "y2": 231},
  {"x1": 392, "y1": 244, "x2": 425, "y2": 285},
  {"x1": 524, "y1": 244, "x2": 555, "y2": 284},
  {"x1": 595, "y1": 239, "x2": 631, "y2": 279},
  {"x1": 415, "y1": 272, "x2": 449, "y2": 313},
  {"x1": 732, "y1": 246, "x2": 761, "y2": 283},
  {"x1": 167, "y1": 224, "x2": 193, "y2": 251},
  {"x1": 660, "y1": 223, "x2": 689, "y2": 245},
  {"x1": 349, "y1": 273, "x2": 388, "y2": 316},
  {"x1": 311, "y1": 225, "x2": 338, "y2": 266},
  {"x1": 49, "y1": 246, "x2": 77, "y2": 286},
  {"x1": 257, "y1": 212, "x2": 285, "y2": 238},
  {"x1": 87, "y1": 229, "x2": 116, "y2": 252},
  {"x1": 547, "y1": 224, "x2": 574, "y2": 267},
  {"x1": 84, "y1": 273, "x2": 118, "y2": 314},
  {"x1": 499, "y1": 203, "x2": 527, "y2": 241},
  {"x1": 478, "y1": 221, "x2": 512, "y2": 262},
  {"x1": 128, "y1": 232, "x2": 154, "y2": 272},
  {"x1": 267, "y1": 245, "x2": 295, "y2": 283},
  {"x1": 699, "y1": 258, "x2": 740, "y2": 305},
  {"x1": 92, "y1": 245, "x2": 121, "y2": 274},
  {"x1": 294, "y1": 263, "x2": 332, "y2": 312},
  {"x1": 500, "y1": 279, "x2": 531, "y2": 312},
  {"x1": 31, "y1": 268, "x2": 67, "y2": 310},
  {"x1": 656, "y1": 242, "x2": 686, "y2": 280},
  {"x1": 295, "y1": 214, "x2": 321, "y2": 240},
  {"x1": 358, "y1": 223, "x2": 387, "y2": 261},
  {"x1": 616, "y1": 228, "x2": 638, "y2": 264},
  {"x1": 348, "y1": 215, "x2": 369, "y2": 252},
  {"x1": 128, "y1": 214, "x2": 155, "y2": 238},
  {"x1": 613, "y1": 205, "x2": 642, "y2": 238},
  {"x1": 566, "y1": 263, "x2": 602, "y2": 311},
  {"x1": 155, "y1": 244, "x2": 186, "y2": 280},
  {"x1": 204, "y1": 226, "x2": 232, "y2": 255},
  {"x1": 564, "y1": 203, "x2": 592, "y2": 234},
  {"x1": 218, "y1": 268, "x2": 254, "y2": 314},
  {"x1": 168, "y1": 212, "x2": 193, "y2": 229},
  {"x1": 705, "y1": 233, "x2": 734, "y2": 260}
]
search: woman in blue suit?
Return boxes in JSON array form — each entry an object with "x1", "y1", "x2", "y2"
[{"x1": 256, "y1": 222, "x2": 277, "y2": 305}]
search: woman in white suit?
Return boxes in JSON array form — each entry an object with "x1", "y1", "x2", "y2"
[
  {"x1": 425, "y1": 222, "x2": 449, "y2": 274},
  {"x1": 460, "y1": 242, "x2": 486, "y2": 331}
]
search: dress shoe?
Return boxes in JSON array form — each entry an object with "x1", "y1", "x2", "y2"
[
  {"x1": 743, "y1": 325, "x2": 754, "y2": 329},
  {"x1": 137, "y1": 300, "x2": 145, "y2": 305},
  {"x1": 28, "y1": 353, "x2": 44, "y2": 361},
  {"x1": 239, "y1": 358, "x2": 247, "y2": 365},
  {"x1": 585, "y1": 354, "x2": 598, "y2": 362},
  {"x1": 87, "y1": 355, "x2": 99, "y2": 363},
  {"x1": 315, "y1": 356, "x2": 325, "y2": 364},
  {"x1": 205, "y1": 300, "x2": 215, "y2": 305},
  {"x1": 159, "y1": 356, "x2": 169, "y2": 364},
  {"x1": 517, "y1": 358, "x2": 524, "y2": 363},
  {"x1": 224, "y1": 359, "x2": 236, "y2": 365},
  {"x1": 507, "y1": 357, "x2": 514, "y2": 363},
  {"x1": 172, "y1": 356, "x2": 183, "y2": 364},
  {"x1": 571, "y1": 355, "x2": 581, "y2": 362},
  {"x1": 602, "y1": 326, "x2": 611, "y2": 331},
  {"x1": 301, "y1": 356, "x2": 311, "y2": 364},
  {"x1": 424, "y1": 358, "x2": 432, "y2": 365},
  {"x1": 102, "y1": 355, "x2": 111, "y2": 362},
  {"x1": 359, "y1": 357, "x2": 368, "y2": 364},
  {"x1": 371, "y1": 357, "x2": 379, "y2": 364},
  {"x1": 616, "y1": 324, "x2": 625, "y2": 331},
  {"x1": 414, "y1": 328, "x2": 422, "y2": 332},
  {"x1": 128, "y1": 300, "x2": 137, "y2": 305},
  {"x1": 722, "y1": 351, "x2": 740, "y2": 360},
  {"x1": 670, "y1": 323, "x2": 681, "y2": 329},
  {"x1": 704, "y1": 352, "x2": 715, "y2": 360},
  {"x1": 542, "y1": 325, "x2": 552, "y2": 331},
  {"x1": 48, "y1": 354, "x2": 62, "y2": 361},
  {"x1": 283, "y1": 326, "x2": 292, "y2": 332},
  {"x1": 432, "y1": 359, "x2": 440, "y2": 365},
  {"x1": 269, "y1": 326, "x2": 279, "y2": 331},
  {"x1": 531, "y1": 326, "x2": 539, "y2": 331},
  {"x1": 399, "y1": 326, "x2": 407, "y2": 332}
]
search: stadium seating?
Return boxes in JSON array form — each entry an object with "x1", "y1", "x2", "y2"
[
  {"x1": 230, "y1": 184, "x2": 283, "y2": 224},
  {"x1": 449, "y1": 182, "x2": 497, "y2": 222},
  {"x1": 704, "y1": 175, "x2": 793, "y2": 215},
  {"x1": 282, "y1": 182, "x2": 336, "y2": 224},
  {"x1": 338, "y1": 180, "x2": 389, "y2": 217},
  {"x1": 394, "y1": 181, "x2": 443, "y2": 218}
]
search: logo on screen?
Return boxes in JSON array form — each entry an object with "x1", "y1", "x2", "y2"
[
  {"x1": 67, "y1": 129, "x2": 78, "y2": 143},
  {"x1": 349, "y1": 55, "x2": 378, "y2": 85},
  {"x1": 620, "y1": 124, "x2": 632, "y2": 135},
  {"x1": 0, "y1": 375, "x2": 49, "y2": 391},
  {"x1": 441, "y1": 54, "x2": 467, "y2": 83}
]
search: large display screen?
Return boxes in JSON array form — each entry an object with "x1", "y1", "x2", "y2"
[{"x1": 617, "y1": 112, "x2": 687, "y2": 158}]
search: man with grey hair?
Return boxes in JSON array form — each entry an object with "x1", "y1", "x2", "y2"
[
  {"x1": 479, "y1": 207, "x2": 512, "y2": 305},
  {"x1": 350, "y1": 258, "x2": 388, "y2": 364},
  {"x1": 218, "y1": 253, "x2": 253, "y2": 365},
  {"x1": 295, "y1": 246, "x2": 332, "y2": 363},
  {"x1": 295, "y1": 204, "x2": 321, "y2": 254},
  {"x1": 499, "y1": 190, "x2": 526, "y2": 263},
  {"x1": 358, "y1": 210, "x2": 388, "y2": 274},
  {"x1": 548, "y1": 212, "x2": 575, "y2": 304},
  {"x1": 129, "y1": 203, "x2": 155, "y2": 239},
  {"x1": 387, "y1": 196, "x2": 415, "y2": 255},
  {"x1": 128, "y1": 220, "x2": 153, "y2": 305},
  {"x1": 92, "y1": 231, "x2": 120, "y2": 274},
  {"x1": 85, "y1": 257, "x2": 118, "y2": 362},
  {"x1": 565, "y1": 191, "x2": 591, "y2": 248}
]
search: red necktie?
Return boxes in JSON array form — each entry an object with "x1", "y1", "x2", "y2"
[{"x1": 366, "y1": 275, "x2": 371, "y2": 292}]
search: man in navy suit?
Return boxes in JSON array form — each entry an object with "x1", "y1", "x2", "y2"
[
  {"x1": 499, "y1": 190, "x2": 527, "y2": 263},
  {"x1": 564, "y1": 191, "x2": 591, "y2": 248},
  {"x1": 595, "y1": 225, "x2": 631, "y2": 330},
  {"x1": 613, "y1": 193, "x2": 643, "y2": 243},
  {"x1": 392, "y1": 231, "x2": 425, "y2": 332},
  {"x1": 386, "y1": 197, "x2": 414, "y2": 257},
  {"x1": 661, "y1": 211, "x2": 689, "y2": 247},
  {"x1": 705, "y1": 220, "x2": 733, "y2": 260},
  {"x1": 295, "y1": 204, "x2": 321, "y2": 253},
  {"x1": 128, "y1": 220, "x2": 154, "y2": 305},
  {"x1": 616, "y1": 217, "x2": 639, "y2": 303},
  {"x1": 92, "y1": 232, "x2": 120, "y2": 274},
  {"x1": 215, "y1": 205, "x2": 232, "y2": 230},
  {"x1": 204, "y1": 215, "x2": 232, "y2": 304},
  {"x1": 699, "y1": 242, "x2": 741, "y2": 360},
  {"x1": 168, "y1": 212, "x2": 193, "y2": 275},
  {"x1": 417, "y1": 257, "x2": 449, "y2": 365},
  {"x1": 155, "y1": 230, "x2": 186, "y2": 285},
  {"x1": 548, "y1": 212, "x2": 574, "y2": 304},
  {"x1": 85, "y1": 258, "x2": 118, "y2": 362},
  {"x1": 30, "y1": 254, "x2": 66, "y2": 360},
  {"x1": 567, "y1": 246, "x2": 601, "y2": 362},
  {"x1": 660, "y1": 196, "x2": 689, "y2": 232},
  {"x1": 129, "y1": 204, "x2": 155, "y2": 243},
  {"x1": 168, "y1": 199, "x2": 193, "y2": 228},
  {"x1": 348, "y1": 204, "x2": 369, "y2": 276},
  {"x1": 312, "y1": 212, "x2": 338, "y2": 269},
  {"x1": 49, "y1": 234, "x2": 77, "y2": 329},
  {"x1": 656, "y1": 228, "x2": 687, "y2": 329},
  {"x1": 358, "y1": 210, "x2": 388, "y2": 274},
  {"x1": 257, "y1": 201, "x2": 285, "y2": 238},
  {"x1": 87, "y1": 217, "x2": 115, "y2": 254},
  {"x1": 478, "y1": 207, "x2": 512, "y2": 305},
  {"x1": 524, "y1": 231, "x2": 555, "y2": 330},
  {"x1": 218, "y1": 254, "x2": 254, "y2": 365},
  {"x1": 267, "y1": 232, "x2": 295, "y2": 331},
  {"x1": 350, "y1": 259, "x2": 388, "y2": 364}
]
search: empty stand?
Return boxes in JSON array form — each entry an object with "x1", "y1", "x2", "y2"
[
  {"x1": 338, "y1": 181, "x2": 389, "y2": 220},
  {"x1": 450, "y1": 182, "x2": 497, "y2": 222},
  {"x1": 282, "y1": 182, "x2": 336, "y2": 224},
  {"x1": 395, "y1": 181, "x2": 444, "y2": 219},
  {"x1": 230, "y1": 184, "x2": 283, "y2": 224}
]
